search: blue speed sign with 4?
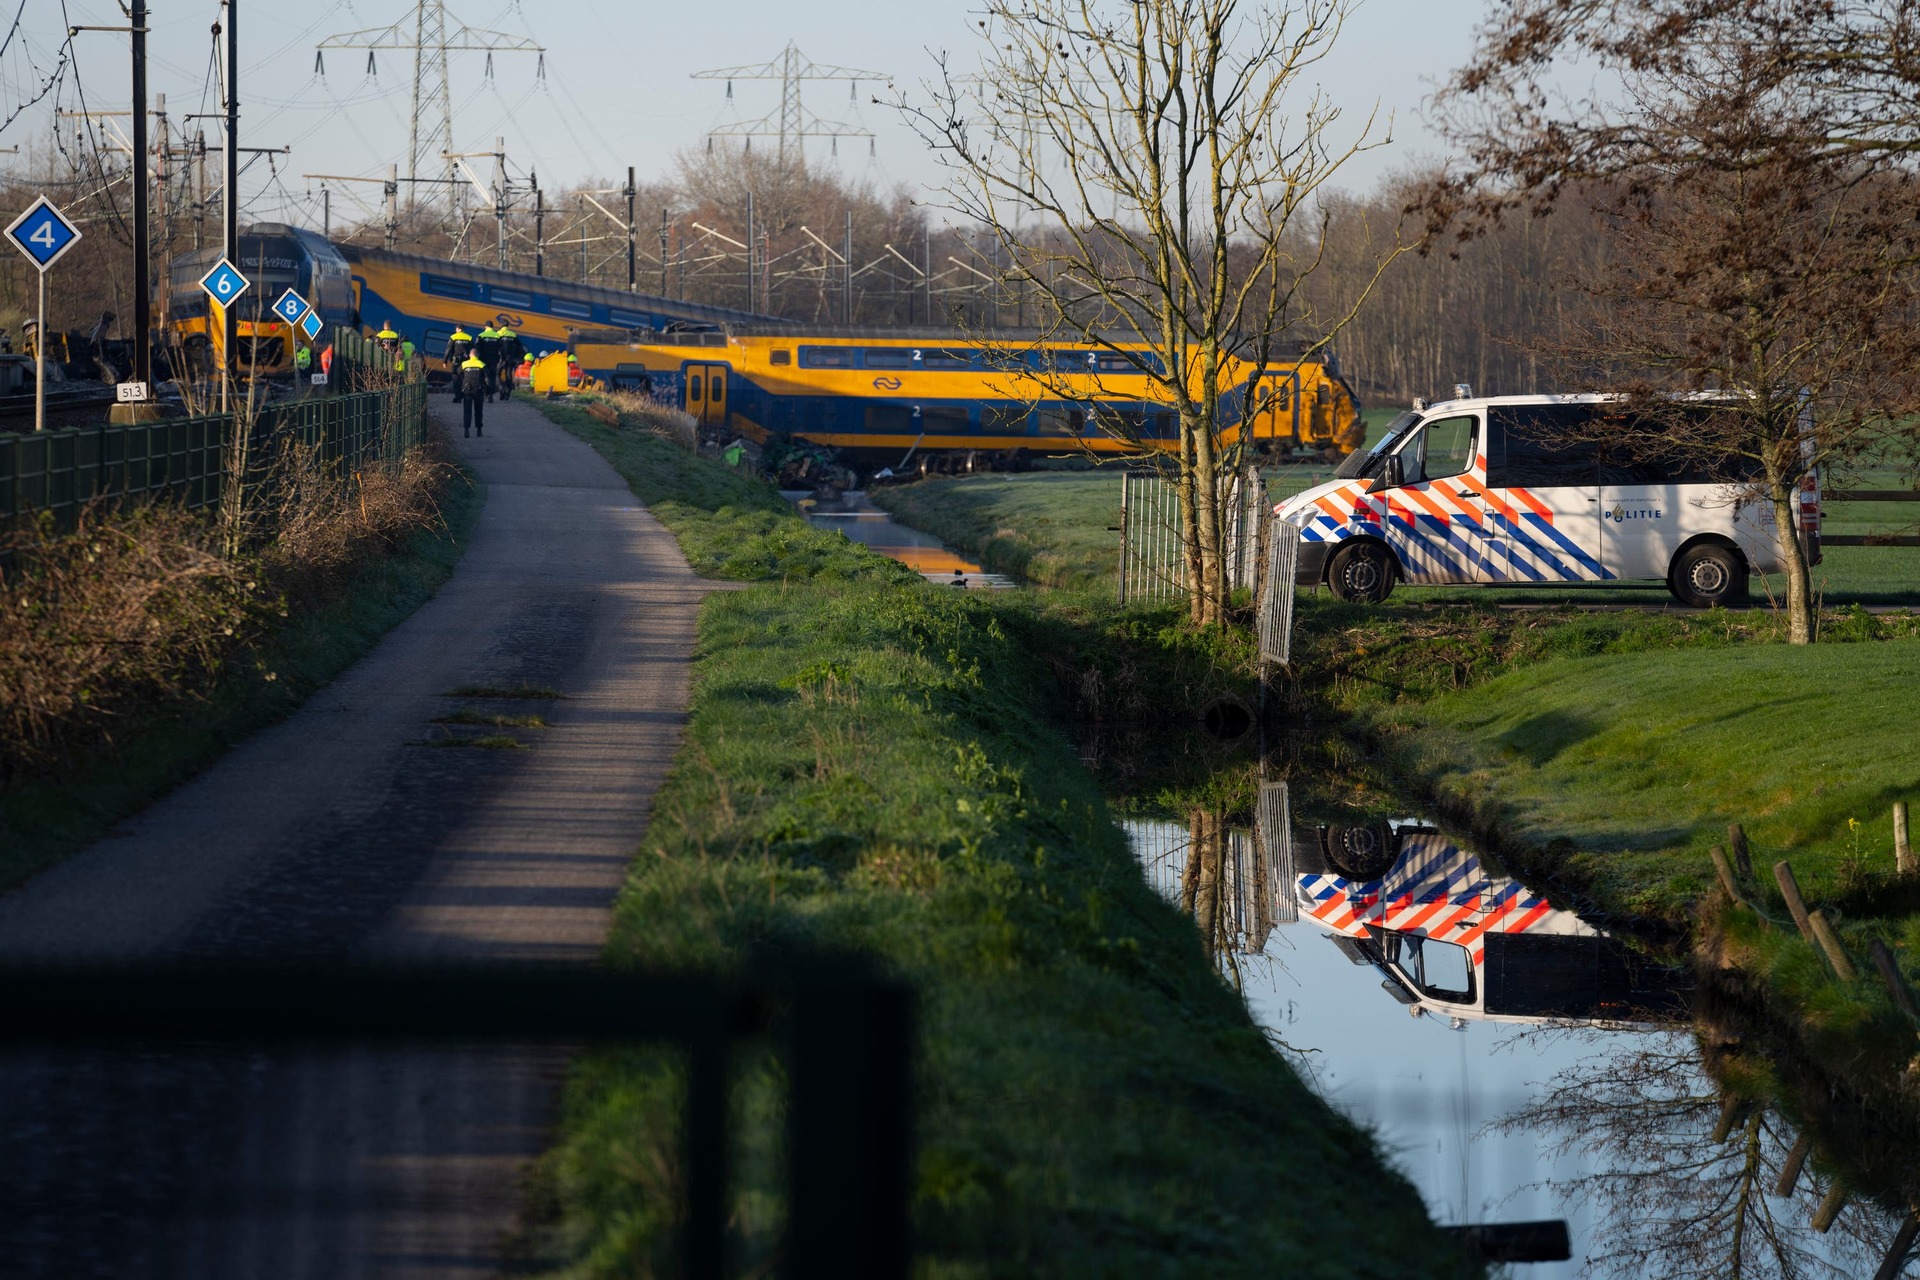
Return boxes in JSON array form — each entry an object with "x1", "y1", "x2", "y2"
[
  {"x1": 5, "y1": 196, "x2": 83, "y2": 271},
  {"x1": 200, "y1": 258, "x2": 251, "y2": 307},
  {"x1": 271, "y1": 289, "x2": 310, "y2": 326}
]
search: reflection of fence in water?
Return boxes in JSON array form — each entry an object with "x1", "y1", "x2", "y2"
[{"x1": 1116, "y1": 466, "x2": 1269, "y2": 605}]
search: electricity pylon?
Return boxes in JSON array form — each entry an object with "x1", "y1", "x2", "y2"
[
  {"x1": 693, "y1": 41, "x2": 886, "y2": 163},
  {"x1": 316, "y1": 3, "x2": 543, "y2": 198}
]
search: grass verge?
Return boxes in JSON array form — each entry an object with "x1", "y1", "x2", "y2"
[
  {"x1": 522, "y1": 397, "x2": 1476, "y2": 1277},
  {"x1": 0, "y1": 471, "x2": 482, "y2": 891},
  {"x1": 1373, "y1": 633, "x2": 1920, "y2": 1207}
]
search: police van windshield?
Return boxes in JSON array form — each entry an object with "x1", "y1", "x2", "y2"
[{"x1": 1334, "y1": 410, "x2": 1419, "y2": 479}]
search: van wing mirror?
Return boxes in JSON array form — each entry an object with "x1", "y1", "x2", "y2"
[{"x1": 1368, "y1": 453, "x2": 1404, "y2": 493}]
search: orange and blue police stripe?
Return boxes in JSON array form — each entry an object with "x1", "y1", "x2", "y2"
[
  {"x1": 1293, "y1": 468, "x2": 1617, "y2": 583},
  {"x1": 1299, "y1": 832, "x2": 1560, "y2": 967}
]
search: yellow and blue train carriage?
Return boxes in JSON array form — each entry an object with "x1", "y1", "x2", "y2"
[
  {"x1": 335, "y1": 245, "x2": 769, "y2": 382},
  {"x1": 570, "y1": 326, "x2": 1364, "y2": 466}
]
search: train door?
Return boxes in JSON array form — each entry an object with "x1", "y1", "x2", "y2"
[
  {"x1": 1250, "y1": 373, "x2": 1300, "y2": 449},
  {"x1": 684, "y1": 362, "x2": 730, "y2": 429}
]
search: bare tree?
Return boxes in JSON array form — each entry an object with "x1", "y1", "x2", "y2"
[
  {"x1": 900, "y1": 0, "x2": 1403, "y2": 627},
  {"x1": 1493, "y1": 1030, "x2": 1897, "y2": 1279},
  {"x1": 1435, "y1": 5, "x2": 1920, "y2": 643}
]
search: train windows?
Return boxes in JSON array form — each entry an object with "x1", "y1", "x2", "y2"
[
  {"x1": 922, "y1": 405, "x2": 971, "y2": 434},
  {"x1": 422, "y1": 274, "x2": 476, "y2": 300},
  {"x1": 1042, "y1": 350, "x2": 1096, "y2": 373},
  {"x1": 609, "y1": 309, "x2": 651, "y2": 328},
  {"x1": 689, "y1": 375, "x2": 703, "y2": 402},
  {"x1": 1037, "y1": 407, "x2": 1087, "y2": 436},
  {"x1": 548, "y1": 298, "x2": 593, "y2": 320},
  {"x1": 424, "y1": 326, "x2": 454, "y2": 357},
  {"x1": 800, "y1": 346, "x2": 853, "y2": 368},
  {"x1": 1094, "y1": 351, "x2": 1149, "y2": 374},
  {"x1": 864, "y1": 348, "x2": 914, "y2": 368},
  {"x1": 769, "y1": 349, "x2": 792, "y2": 365},
  {"x1": 865, "y1": 404, "x2": 915, "y2": 434},
  {"x1": 490, "y1": 287, "x2": 534, "y2": 308},
  {"x1": 921, "y1": 350, "x2": 971, "y2": 371},
  {"x1": 711, "y1": 377, "x2": 724, "y2": 402}
]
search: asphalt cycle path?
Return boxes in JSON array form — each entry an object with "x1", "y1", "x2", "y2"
[{"x1": 0, "y1": 393, "x2": 715, "y2": 1278}]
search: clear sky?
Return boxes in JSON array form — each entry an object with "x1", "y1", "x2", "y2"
[{"x1": 0, "y1": 0, "x2": 1480, "y2": 229}]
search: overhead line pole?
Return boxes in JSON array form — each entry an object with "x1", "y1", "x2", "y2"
[
  {"x1": 625, "y1": 167, "x2": 636, "y2": 293},
  {"x1": 131, "y1": 0, "x2": 150, "y2": 394}
]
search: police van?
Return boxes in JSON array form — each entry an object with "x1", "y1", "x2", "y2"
[{"x1": 1275, "y1": 391, "x2": 1821, "y2": 605}]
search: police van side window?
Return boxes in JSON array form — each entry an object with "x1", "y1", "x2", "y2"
[
  {"x1": 1408, "y1": 415, "x2": 1476, "y2": 482},
  {"x1": 1597, "y1": 407, "x2": 1768, "y2": 484},
  {"x1": 1487, "y1": 405, "x2": 1599, "y2": 487}
]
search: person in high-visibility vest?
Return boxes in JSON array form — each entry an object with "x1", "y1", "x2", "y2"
[
  {"x1": 444, "y1": 326, "x2": 474, "y2": 394},
  {"x1": 375, "y1": 324, "x2": 400, "y2": 372},
  {"x1": 456, "y1": 352, "x2": 488, "y2": 437},
  {"x1": 294, "y1": 343, "x2": 312, "y2": 375},
  {"x1": 475, "y1": 325, "x2": 503, "y2": 401},
  {"x1": 496, "y1": 326, "x2": 525, "y2": 400}
]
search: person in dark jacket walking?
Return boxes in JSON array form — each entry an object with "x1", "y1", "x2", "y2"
[
  {"x1": 474, "y1": 325, "x2": 503, "y2": 401},
  {"x1": 496, "y1": 326, "x2": 525, "y2": 399},
  {"x1": 444, "y1": 326, "x2": 474, "y2": 394},
  {"x1": 457, "y1": 352, "x2": 488, "y2": 437}
]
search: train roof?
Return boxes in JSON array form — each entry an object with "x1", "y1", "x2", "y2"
[
  {"x1": 569, "y1": 324, "x2": 1325, "y2": 357},
  {"x1": 334, "y1": 242, "x2": 773, "y2": 327}
]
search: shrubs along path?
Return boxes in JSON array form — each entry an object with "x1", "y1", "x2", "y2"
[{"x1": 0, "y1": 396, "x2": 721, "y2": 1276}]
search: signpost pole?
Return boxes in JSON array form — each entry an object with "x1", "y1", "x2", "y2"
[
  {"x1": 35, "y1": 268, "x2": 45, "y2": 433},
  {"x1": 131, "y1": 0, "x2": 151, "y2": 396}
]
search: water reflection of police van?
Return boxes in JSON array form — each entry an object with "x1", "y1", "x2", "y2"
[
  {"x1": 1274, "y1": 391, "x2": 1821, "y2": 607},
  {"x1": 1298, "y1": 821, "x2": 1686, "y2": 1028}
]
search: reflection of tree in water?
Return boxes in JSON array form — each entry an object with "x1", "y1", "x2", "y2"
[
  {"x1": 1493, "y1": 1030, "x2": 1901, "y2": 1279},
  {"x1": 1175, "y1": 804, "x2": 1291, "y2": 990}
]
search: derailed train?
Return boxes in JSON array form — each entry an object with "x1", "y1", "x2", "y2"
[{"x1": 570, "y1": 325, "x2": 1365, "y2": 469}]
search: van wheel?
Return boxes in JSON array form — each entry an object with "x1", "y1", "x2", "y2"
[
  {"x1": 1670, "y1": 543, "x2": 1748, "y2": 608},
  {"x1": 1326, "y1": 541, "x2": 1397, "y2": 603}
]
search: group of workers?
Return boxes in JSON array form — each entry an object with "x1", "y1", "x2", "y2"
[{"x1": 444, "y1": 324, "x2": 530, "y2": 439}]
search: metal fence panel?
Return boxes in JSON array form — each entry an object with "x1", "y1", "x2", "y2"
[
  {"x1": 1117, "y1": 466, "x2": 1268, "y2": 605},
  {"x1": 1, "y1": 380, "x2": 426, "y2": 534},
  {"x1": 1258, "y1": 514, "x2": 1301, "y2": 666}
]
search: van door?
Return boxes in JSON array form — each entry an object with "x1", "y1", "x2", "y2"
[
  {"x1": 1483, "y1": 404, "x2": 1611, "y2": 583},
  {"x1": 1379, "y1": 413, "x2": 1499, "y2": 583}
]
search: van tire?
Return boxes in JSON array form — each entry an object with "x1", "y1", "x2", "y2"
[
  {"x1": 1670, "y1": 543, "x2": 1748, "y2": 608},
  {"x1": 1326, "y1": 541, "x2": 1397, "y2": 603}
]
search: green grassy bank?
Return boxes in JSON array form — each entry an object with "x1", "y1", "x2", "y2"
[
  {"x1": 0, "y1": 469, "x2": 482, "y2": 891},
  {"x1": 527, "y1": 398, "x2": 1477, "y2": 1278}
]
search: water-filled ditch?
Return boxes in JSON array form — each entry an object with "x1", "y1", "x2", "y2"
[
  {"x1": 789, "y1": 489, "x2": 1017, "y2": 589},
  {"x1": 1110, "y1": 735, "x2": 1913, "y2": 1278}
]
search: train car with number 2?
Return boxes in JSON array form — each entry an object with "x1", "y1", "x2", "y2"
[{"x1": 570, "y1": 325, "x2": 1364, "y2": 471}]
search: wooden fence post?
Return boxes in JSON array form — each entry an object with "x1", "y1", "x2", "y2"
[
  {"x1": 1897, "y1": 801, "x2": 1913, "y2": 877},
  {"x1": 1709, "y1": 845, "x2": 1747, "y2": 907},
  {"x1": 1808, "y1": 910, "x2": 1859, "y2": 983},
  {"x1": 1773, "y1": 861, "x2": 1818, "y2": 945},
  {"x1": 1775, "y1": 1132, "x2": 1812, "y2": 1196},
  {"x1": 1729, "y1": 822, "x2": 1753, "y2": 878},
  {"x1": 1871, "y1": 1211, "x2": 1920, "y2": 1280},
  {"x1": 1870, "y1": 939, "x2": 1920, "y2": 1029},
  {"x1": 1812, "y1": 1183, "x2": 1848, "y2": 1233}
]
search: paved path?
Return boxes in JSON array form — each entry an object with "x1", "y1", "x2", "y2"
[{"x1": 0, "y1": 395, "x2": 714, "y2": 1277}]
